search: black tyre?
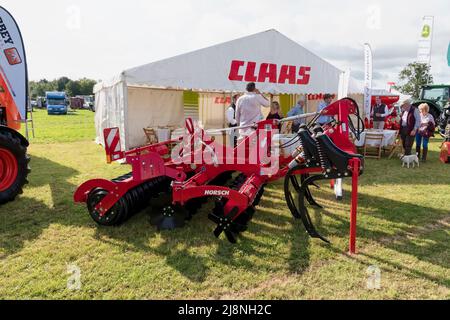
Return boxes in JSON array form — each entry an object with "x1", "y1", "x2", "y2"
[
  {"x1": 429, "y1": 108, "x2": 440, "y2": 129},
  {"x1": 87, "y1": 188, "x2": 129, "y2": 226},
  {"x1": 0, "y1": 130, "x2": 30, "y2": 204}
]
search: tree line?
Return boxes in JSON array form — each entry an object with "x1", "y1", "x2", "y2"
[
  {"x1": 29, "y1": 77, "x2": 98, "y2": 98},
  {"x1": 27, "y1": 63, "x2": 433, "y2": 101}
]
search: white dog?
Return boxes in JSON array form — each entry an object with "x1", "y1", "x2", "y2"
[{"x1": 399, "y1": 153, "x2": 420, "y2": 168}]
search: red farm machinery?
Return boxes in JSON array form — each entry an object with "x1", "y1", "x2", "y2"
[
  {"x1": 75, "y1": 98, "x2": 365, "y2": 253},
  {"x1": 0, "y1": 7, "x2": 30, "y2": 204},
  {"x1": 439, "y1": 104, "x2": 450, "y2": 163}
]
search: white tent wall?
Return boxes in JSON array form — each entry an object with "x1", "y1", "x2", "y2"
[
  {"x1": 199, "y1": 92, "x2": 227, "y2": 129},
  {"x1": 126, "y1": 87, "x2": 184, "y2": 149},
  {"x1": 94, "y1": 81, "x2": 127, "y2": 149},
  {"x1": 198, "y1": 92, "x2": 230, "y2": 145}
]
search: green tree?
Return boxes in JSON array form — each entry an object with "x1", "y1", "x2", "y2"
[
  {"x1": 29, "y1": 79, "x2": 57, "y2": 97},
  {"x1": 394, "y1": 62, "x2": 433, "y2": 99},
  {"x1": 78, "y1": 78, "x2": 97, "y2": 95},
  {"x1": 29, "y1": 77, "x2": 98, "y2": 98},
  {"x1": 56, "y1": 76, "x2": 71, "y2": 91},
  {"x1": 65, "y1": 80, "x2": 81, "y2": 97}
]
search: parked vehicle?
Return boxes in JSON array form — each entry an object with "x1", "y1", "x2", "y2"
[
  {"x1": 83, "y1": 95, "x2": 95, "y2": 111},
  {"x1": 46, "y1": 91, "x2": 67, "y2": 115},
  {"x1": 70, "y1": 96, "x2": 84, "y2": 109},
  {"x1": 413, "y1": 84, "x2": 450, "y2": 123},
  {"x1": 36, "y1": 96, "x2": 46, "y2": 109}
]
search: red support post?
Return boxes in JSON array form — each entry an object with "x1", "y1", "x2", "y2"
[{"x1": 349, "y1": 158, "x2": 360, "y2": 254}]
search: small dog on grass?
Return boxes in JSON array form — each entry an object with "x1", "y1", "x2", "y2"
[{"x1": 399, "y1": 153, "x2": 420, "y2": 168}]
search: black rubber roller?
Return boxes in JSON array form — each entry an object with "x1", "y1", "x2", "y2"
[{"x1": 86, "y1": 176, "x2": 171, "y2": 226}]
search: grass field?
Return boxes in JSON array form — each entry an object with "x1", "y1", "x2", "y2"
[{"x1": 1, "y1": 108, "x2": 449, "y2": 299}]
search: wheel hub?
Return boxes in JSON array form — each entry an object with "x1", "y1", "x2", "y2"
[{"x1": 0, "y1": 147, "x2": 18, "y2": 192}]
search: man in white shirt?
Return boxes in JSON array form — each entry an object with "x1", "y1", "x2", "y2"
[
  {"x1": 225, "y1": 94, "x2": 239, "y2": 147},
  {"x1": 235, "y1": 82, "x2": 270, "y2": 138}
]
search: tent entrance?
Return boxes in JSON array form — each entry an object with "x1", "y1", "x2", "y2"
[{"x1": 183, "y1": 91, "x2": 199, "y2": 121}]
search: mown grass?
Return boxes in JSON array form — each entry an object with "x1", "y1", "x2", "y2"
[
  {"x1": 19, "y1": 108, "x2": 96, "y2": 143},
  {"x1": 1, "y1": 110, "x2": 449, "y2": 299}
]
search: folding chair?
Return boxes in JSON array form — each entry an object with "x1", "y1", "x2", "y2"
[
  {"x1": 363, "y1": 133, "x2": 384, "y2": 159},
  {"x1": 143, "y1": 127, "x2": 158, "y2": 145},
  {"x1": 387, "y1": 131, "x2": 402, "y2": 159},
  {"x1": 281, "y1": 121, "x2": 292, "y2": 134}
]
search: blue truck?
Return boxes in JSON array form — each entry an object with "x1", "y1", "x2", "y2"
[{"x1": 46, "y1": 91, "x2": 68, "y2": 115}]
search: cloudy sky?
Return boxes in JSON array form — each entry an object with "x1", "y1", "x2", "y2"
[{"x1": 3, "y1": 0, "x2": 449, "y2": 88}]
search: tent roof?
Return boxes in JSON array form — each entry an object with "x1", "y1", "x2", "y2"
[
  {"x1": 347, "y1": 77, "x2": 401, "y2": 98},
  {"x1": 96, "y1": 29, "x2": 343, "y2": 94},
  {"x1": 348, "y1": 77, "x2": 364, "y2": 94}
]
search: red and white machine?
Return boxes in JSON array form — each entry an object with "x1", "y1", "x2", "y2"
[
  {"x1": 74, "y1": 98, "x2": 365, "y2": 253},
  {"x1": 439, "y1": 106, "x2": 450, "y2": 163}
]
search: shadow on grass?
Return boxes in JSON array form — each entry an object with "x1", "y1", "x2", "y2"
[
  {"x1": 325, "y1": 239, "x2": 449, "y2": 289},
  {"x1": 92, "y1": 200, "x2": 312, "y2": 283},
  {"x1": 1, "y1": 153, "x2": 447, "y2": 286},
  {"x1": 298, "y1": 187, "x2": 449, "y2": 281},
  {"x1": 0, "y1": 155, "x2": 86, "y2": 257}
]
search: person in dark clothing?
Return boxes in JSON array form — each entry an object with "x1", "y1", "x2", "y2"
[
  {"x1": 399, "y1": 99, "x2": 421, "y2": 155},
  {"x1": 266, "y1": 101, "x2": 282, "y2": 120},
  {"x1": 266, "y1": 101, "x2": 283, "y2": 130},
  {"x1": 371, "y1": 96, "x2": 390, "y2": 130}
]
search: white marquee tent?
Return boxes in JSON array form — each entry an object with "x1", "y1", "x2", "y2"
[{"x1": 95, "y1": 29, "x2": 347, "y2": 150}]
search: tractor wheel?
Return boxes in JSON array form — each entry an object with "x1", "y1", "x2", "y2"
[
  {"x1": 0, "y1": 130, "x2": 30, "y2": 204},
  {"x1": 429, "y1": 108, "x2": 440, "y2": 128}
]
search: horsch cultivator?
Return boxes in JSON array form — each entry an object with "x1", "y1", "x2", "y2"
[{"x1": 74, "y1": 98, "x2": 365, "y2": 253}]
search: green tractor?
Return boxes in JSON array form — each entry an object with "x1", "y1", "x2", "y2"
[{"x1": 413, "y1": 84, "x2": 450, "y2": 123}]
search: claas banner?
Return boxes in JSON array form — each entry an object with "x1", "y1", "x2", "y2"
[{"x1": 0, "y1": 6, "x2": 28, "y2": 128}]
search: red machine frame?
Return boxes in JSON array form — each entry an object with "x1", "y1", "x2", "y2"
[{"x1": 74, "y1": 98, "x2": 364, "y2": 254}]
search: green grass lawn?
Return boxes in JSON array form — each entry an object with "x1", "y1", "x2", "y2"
[
  {"x1": 1, "y1": 110, "x2": 449, "y2": 299},
  {"x1": 20, "y1": 108, "x2": 96, "y2": 143}
]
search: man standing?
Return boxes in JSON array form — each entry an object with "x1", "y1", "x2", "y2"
[
  {"x1": 399, "y1": 99, "x2": 421, "y2": 155},
  {"x1": 317, "y1": 94, "x2": 334, "y2": 125},
  {"x1": 225, "y1": 94, "x2": 239, "y2": 147},
  {"x1": 371, "y1": 96, "x2": 390, "y2": 130},
  {"x1": 287, "y1": 97, "x2": 306, "y2": 133},
  {"x1": 235, "y1": 82, "x2": 270, "y2": 138}
]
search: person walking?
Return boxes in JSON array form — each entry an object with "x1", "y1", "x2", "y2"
[
  {"x1": 287, "y1": 97, "x2": 306, "y2": 133},
  {"x1": 399, "y1": 99, "x2": 421, "y2": 155},
  {"x1": 415, "y1": 103, "x2": 435, "y2": 161},
  {"x1": 225, "y1": 94, "x2": 239, "y2": 147},
  {"x1": 317, "y1": 94, "x2": 334, "y2": 126},
  {"x1": 371, "y1": 96, "x2": 390, "y2": 130},
  {"x1": 235, "y1": 82, "x2": 270, "y2": 139}
]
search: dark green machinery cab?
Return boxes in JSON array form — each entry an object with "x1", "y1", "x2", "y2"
[{"x1": 413, "y1": 84, "x2": 450, "y2": 122}]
